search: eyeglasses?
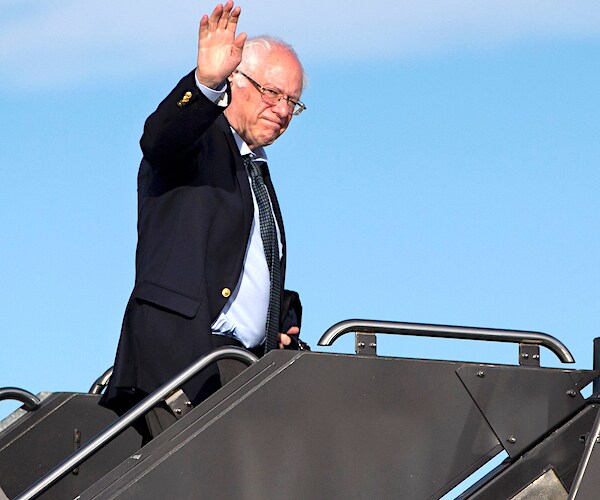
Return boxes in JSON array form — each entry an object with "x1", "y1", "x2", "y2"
[{"x1": 235, "y1": 71, "x2": 306, "y2": 116}]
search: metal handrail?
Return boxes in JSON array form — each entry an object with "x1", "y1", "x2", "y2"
[
  {"x1": 16, "y1": 346, "x2": 258, "y2": 500},
  {"x1": 88, "y1": 367, "x2": 114, "y2": 395},
  {"x1": 318, "y1": 319, "x2": 575, "y2": 364},
  {"x1": 0, "y1": 388, "x2": 41, "y2": 411}
]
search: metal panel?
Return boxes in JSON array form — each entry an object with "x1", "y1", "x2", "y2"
[
  {"x1": 569, "y1": 405, "x2": 600, "y2": 499},
  {"x1": 511, "y1": 469, "x2": 567, "y2": 499},
  {"x1": 518, "y1": 344, "x2": 540, "y2": 367},
  {"x1": 0, "y1": 393, "x2": 141, "y2": 500},
  {"x1": 80, "y1": 351, "x2": 503, "y2": 500},
  {"x1": 570, "y1": 437, "x2": 600, "y2": 499},
  {"x1": 457, "y1": 365, "x2": 587, "y2": 457},
  {"x1": 461, "y1": 405, "x2": 599, "y2": 499}
]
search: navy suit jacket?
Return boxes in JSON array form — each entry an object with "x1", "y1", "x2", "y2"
[{"x1": 101, "y1": 71, "x2": 288, "y2": 413}]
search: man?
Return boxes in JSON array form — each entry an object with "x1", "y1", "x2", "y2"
[{"x1": 100, "y1": 1, "x2": 307, "y2": 439}]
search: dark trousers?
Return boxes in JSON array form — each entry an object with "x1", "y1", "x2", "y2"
[{"x1": 141, "y1": 335, "x2": 261, "y2": 444}]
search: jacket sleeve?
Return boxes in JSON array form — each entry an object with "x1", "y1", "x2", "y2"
[
  {"x1": 140, "y1": 70, "x2": 231, "y2": 174},
  {"x1": 281, "y1": 289, "x2": 311, "y2": 351}
]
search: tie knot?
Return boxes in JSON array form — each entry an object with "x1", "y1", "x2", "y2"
[{"x1": 244, "y1": 156, "x2": 263, "y2": 180}]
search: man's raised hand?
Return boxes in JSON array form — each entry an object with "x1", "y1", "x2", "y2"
[{"x1": 196, "y1": 1, "x2": 247, "y2": 89}]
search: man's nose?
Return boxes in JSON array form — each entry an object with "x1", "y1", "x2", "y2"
[{"x1": 272, "y1": 98, "x2": 291, "y2": 118}]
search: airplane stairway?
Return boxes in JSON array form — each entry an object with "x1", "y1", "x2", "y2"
[{"x1": 2, "y1": 320, "x2": 600, "y2": 499}]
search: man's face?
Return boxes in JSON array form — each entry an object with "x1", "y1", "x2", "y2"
[{"x1": 225, "y1": 47, "x2": 303, "y2": 150}]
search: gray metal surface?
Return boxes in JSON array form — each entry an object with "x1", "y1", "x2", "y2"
[
  {"x1": 457, "y1": 364, "x2": 587, "y2": 457},
  {"x1": 0, "y1": 392, "x2": 141, "y2": 500},
  {"x1": 569, "y1": 405, "x2": 600, "y2": 499},
  {"x1": 15, "y1": 346, "x2": 258, "y2": 500},
  {"x1": 79, "y1": 351, "x2": 527, "y2": 499},
  {"x1": 2, "y1": 334, "x2": 591, "y2": 500},
  {"x1": 461, "y1": 405, "x2": 599, "y2": 499},
  {"x1": 355, "y1": 332, "x2": 377, "y2": 355},
  {"x1": 518, "y1": 344, "x2": 540, "y2": 367},
  {"x1": 0, "y1": 392, "x2": 51, "y2": 434},
  {"x1": 511, "y1": 469, "x2": 567, "y2": 500},
  {"x1": 318, "y1": 319, "x2": 576, "y2": 363}
]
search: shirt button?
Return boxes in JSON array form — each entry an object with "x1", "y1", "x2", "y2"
[{"x1": 221, "y1": 288, "x2": 231, "y2": 298}]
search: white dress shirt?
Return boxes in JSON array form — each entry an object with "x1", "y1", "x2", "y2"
[{"x1": 197, "y1": 77, "x2": 283, "y2": 347}]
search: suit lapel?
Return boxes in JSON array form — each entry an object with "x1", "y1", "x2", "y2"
[{"x1": 216, "y1": 115, "x2": 254, "y2": 241}]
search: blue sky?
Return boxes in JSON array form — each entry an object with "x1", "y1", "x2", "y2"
[{"x1": 1, "y1": 0, "x2": 599, "y2": 460}]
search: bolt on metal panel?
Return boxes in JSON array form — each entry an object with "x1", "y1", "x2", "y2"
[{"x1": 457, "y1": 364, "x2": 588, "y2": 458}]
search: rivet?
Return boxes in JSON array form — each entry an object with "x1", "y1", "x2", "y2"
[
  {"x1": 567, "y1": 389, "x2": 577, "y2": 397},
  {"x1": 357, "y1": 342, "x2": 365, "y2": 348},
  {"x1": 477, "y1": 370, "x2": 485, "y2": 378},
  {"x1": 185, "y1": 401, "x2": 192, "y2": 407},
  {"x1": 521, "y1": 353, "x2": 529, "y2": 359},
  {"x1": 369, "y1": 343, "x2": 377, "y2": 348},
  {"x1": 507, "y1": 436, "x2": 517, "y2": 444},
  {"x1": 174, "y1": 408, "x2": 182, "y2": 415}
]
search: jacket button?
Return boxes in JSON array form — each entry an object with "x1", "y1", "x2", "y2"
[{"x1": 221, "y1": 288, "x2": 231, "y2": 298}]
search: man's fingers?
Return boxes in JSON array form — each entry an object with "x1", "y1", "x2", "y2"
[
  {"x1": 208, "y1": 3, "x2": 223, "y2": 31},
  {"x1": 218, "y1": 2, "x2": 231, "y2": 29},
  {"x1": 228, "y1": 5, "x2": 242, "y2": 29},
  {"x1": 233, "y1": 32, "x2": 247, "y2": 50},
  {"x1": 199, "y1": 14, "x2": 209, "y2": 42},
  {"x1": 278, "y1": 333, "x2": 292, "y2": 347},
  {"x1": 197, "y1": 3, "x2": 244, "y2": 90},
  {"x1": 204, "y1": 3, "x2": 241, "y2": 38}
]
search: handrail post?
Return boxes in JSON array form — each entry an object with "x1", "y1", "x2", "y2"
[{"x1": 593, "y1": 338, "x2": 600, "y2": 396}]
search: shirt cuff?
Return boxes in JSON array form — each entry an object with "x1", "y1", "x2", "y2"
[{"x1": 195, "y1": 73, "x2": 229, "y2": 107}]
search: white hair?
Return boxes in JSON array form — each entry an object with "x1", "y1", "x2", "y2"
[{"x1": 231, "y1": 36, "x2": 308, "y2": 90}]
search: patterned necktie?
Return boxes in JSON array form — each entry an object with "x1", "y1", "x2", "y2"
[{"x1": 245, "y1": 157, "x2": 281, "y2": 353}]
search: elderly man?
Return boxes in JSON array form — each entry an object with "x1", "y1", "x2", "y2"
[{"x1": 100, "y1": 1, "x2": 307, "y2": 440}]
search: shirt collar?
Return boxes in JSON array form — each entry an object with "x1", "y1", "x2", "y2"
[{"x1": 231, "y1": 128, "x2": 268, "y2": 162}]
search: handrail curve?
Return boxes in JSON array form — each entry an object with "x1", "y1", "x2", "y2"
[
  {"x1": 0, "y1": 387, "x2": 41, "y2": 411},
  {"x1": 318, "y1": 319, "x2": 575, "y2": 364},
  {"x1": 88, "y1": 367, "x2": 114, "y2": 395}
]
